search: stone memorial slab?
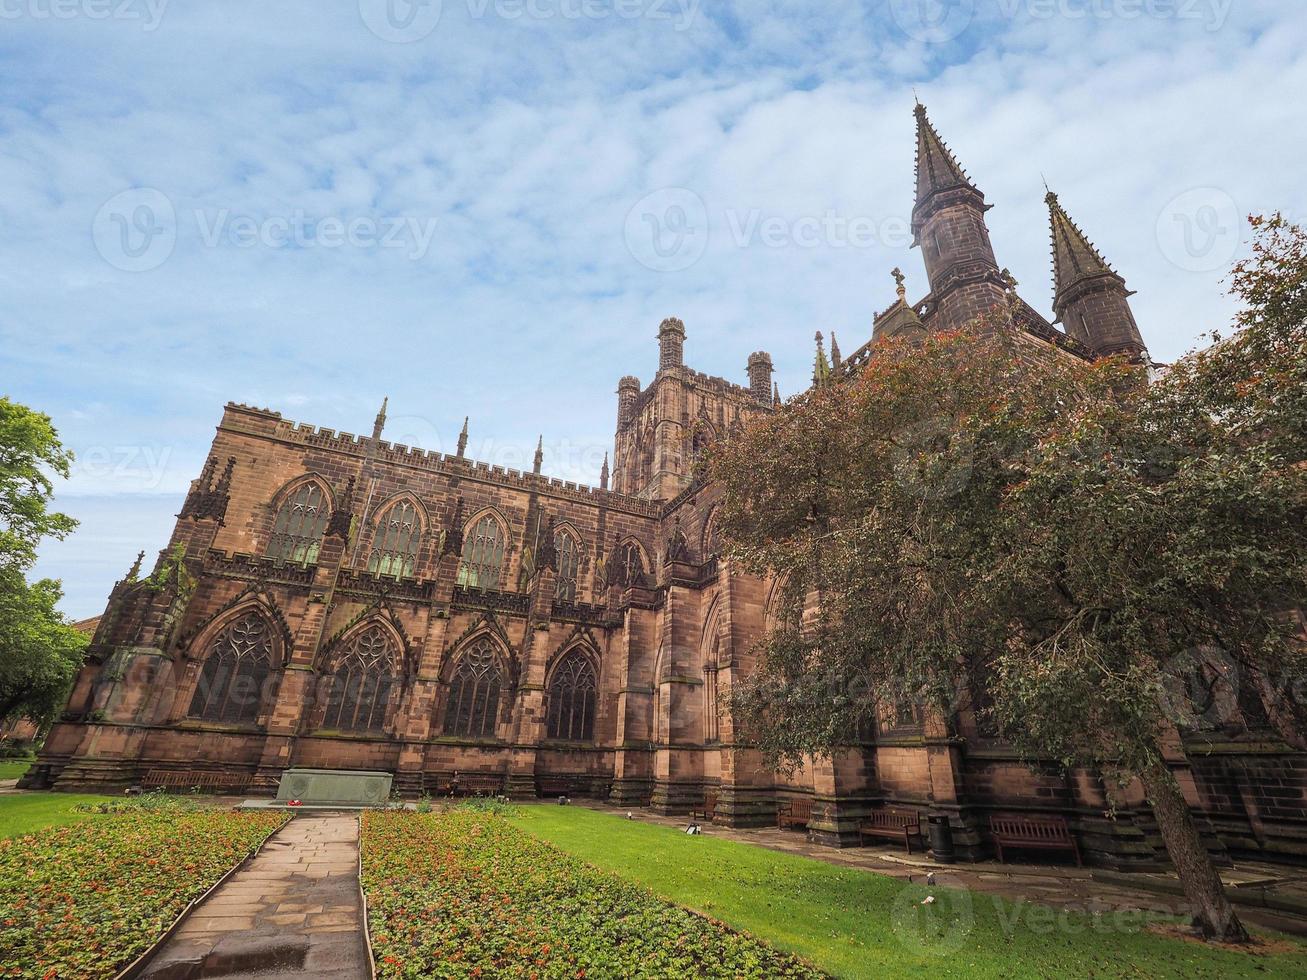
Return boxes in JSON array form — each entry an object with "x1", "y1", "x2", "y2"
[{"x1": 275, "y1": 768, "x2": 392, "y2": 805}]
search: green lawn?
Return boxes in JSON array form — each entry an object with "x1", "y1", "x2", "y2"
[
  {"x1": 0, "y1": 759, "x2": 34, "y2": 781},
  {"x1": 0, "y1": 791, "x2": 117, "y2": 839},
  {"x1": 515, "y1": 806, "x2": 1307, "y2": 979}
]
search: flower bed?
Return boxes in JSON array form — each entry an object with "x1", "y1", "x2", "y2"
[
  {"x1": 361, "y1": 809, "x2": 825, "y2": 978},
  {"x1": 0, "y1": 804, "x2": 286, "y2": 979}
]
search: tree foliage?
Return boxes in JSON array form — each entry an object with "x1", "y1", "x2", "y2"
[
  {"x1": 0, "y1": 397, "x2": 87, "y2": 733},
  {"x1": 709, "y1": 216, "x2": 1307, "y2": 943}
]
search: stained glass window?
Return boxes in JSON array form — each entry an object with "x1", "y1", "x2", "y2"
[
  {"x1": 320, "y1": 624, "x2": 398, "y2": 734},
  {"x1": 554, "y1": 528, "x2": 579, "y2": 601},
  {"x1": 188, "y1": 613, "x2": 275, "y2": 725},
  {"x1": 267, "y1": 482, "x2": 329, "y2": 564},
  {"x1": 444, "y1": 638, "x2": 502, "y2": 738},
  {"x1": 546, "y1": 651, "x2": 596, "y2": 741},
  {"x1": 457, "y1": 515, "x2": 506, "y2": 589},
  {"x1": 368, "y1": 500, "x2": 421, "y2": 578}
]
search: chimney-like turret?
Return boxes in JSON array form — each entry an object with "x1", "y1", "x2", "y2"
[
  {"x1": 746, "y1": 351, "x2": 774, "y2": 403},
  {"x1": 616, "y1": 376, "x2": 641, "y2": 430},
  {"x1": 658, "y1": 317, "x2": 686, "y2": 371}
]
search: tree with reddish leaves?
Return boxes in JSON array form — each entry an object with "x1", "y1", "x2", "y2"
[{"x1": 709, "y1": 217, "x2": 1307, "y2": 944}]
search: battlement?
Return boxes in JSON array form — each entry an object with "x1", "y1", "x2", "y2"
[{"x1": 218, "y1": 402, "x2": 660, "y2": 517}]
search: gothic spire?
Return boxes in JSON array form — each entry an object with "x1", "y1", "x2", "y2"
[
  {"x1": 913, "y1": 101, "x2": 978, "y2": 213},
  {"x1": 456, "y1": 417, "x2": 469, "y2": 458},
  {"x1": 533, "y1": 435, "x2": 544, "y2": 475},
  {"x1": 773, "y1": 381, "x2": 781, "y2": 407},
  {"x1": 829, "y1": 332, "x2": 842, "y2": 373},
  {"x1": 812, "y1": 331, "x2": 831, "y2": 386},
  {"x1": 600, "y1": 452, "x2": 609, "y2": 491},
  {"x1": 1046, "y1": 190, "x2": 1121, "y2": 299},
  {"x1": 372, "y1": 396, "x2": 388, "y2": 441},
  {"x1": 125, "y1": 549, "x2": 145, "y2": 583}
]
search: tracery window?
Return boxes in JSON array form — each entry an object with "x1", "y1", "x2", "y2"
[
  {"x1": 267, "y1": 482, "x2": 329, "y2": 564},
  {"x1": 554, "y1": 528, "x2": 580, "y2": 601},
  {"x1": 546, "y1": 651, "x2": 597, "y2": 741},
  {"x1": 188, "y1": 613, "x2": 275, "y2": 725},
  {"x1": 443, "y1": 638, "x2": 503, "y2": 738},
  {"x1": 607, "y1": 541, "x2": 646, "y2": 588},
  {"x1": 701, "y1": 511, "x2": 720, "y2": 559},
  {"x1": 368, "y1": 500, "x2": 421, "y2": 578},
  {"x1": 320, "y1": 624, "x2": 399, "y2": 734},
  {"x1": 457, "y1": 514, "x2": 506, "y2": 589}
]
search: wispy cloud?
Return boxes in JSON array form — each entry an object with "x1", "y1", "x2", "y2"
[{"x1": 3, "y1": 0, "x2": 1303, "y2": 615}]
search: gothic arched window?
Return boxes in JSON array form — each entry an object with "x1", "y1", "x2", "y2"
[
  {"x1": 188, "y1": 613, "x2": 275, "y2": 725},
  {"x1": 443, "y1": 638, "x2": 503, "y2": 738},
  {"x1": 608, "y1": 541, "x2": 646, "y2": 588},
  {"x1": 320, "y1": 624, "x2": 399, "y2": 734},
  {"x1": 457, "y1": 514, "x2": 506, "y2": 590},
  {"x1": 554, "y1": 527, "x2": 580, "y2": 601},
  {"x1": 546, "y1": 651, "x2": 597, "y2": 741},
  {"x1": 267, "y1": 481, "x2": 329, "y2": 564},
  {"x1": 701, "y1": 511, "x2": 720, "y2": 559},
  {"x1": 368, "y1": 500, "x2": 421, "y2": 578}
]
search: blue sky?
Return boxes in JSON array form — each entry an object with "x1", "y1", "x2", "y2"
[{"x1": 2, "y1": 0, "x2": 1303, "y2": 617}]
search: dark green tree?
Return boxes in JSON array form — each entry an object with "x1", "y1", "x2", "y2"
[
  {"x1": 709, "y1": 217, "x2": 1307, "y2": 943},
  {"x1": 0, "y1": 398, "x2": 88, "y2": 733}
]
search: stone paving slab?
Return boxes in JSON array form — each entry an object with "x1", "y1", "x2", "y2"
[{"x1": 137, "y1": 813, "x2": 370, "y2": 980}]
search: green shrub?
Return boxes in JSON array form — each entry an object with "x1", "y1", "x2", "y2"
[{"x1": 361, "y1": 809, "x2": 825, "y2": 978}]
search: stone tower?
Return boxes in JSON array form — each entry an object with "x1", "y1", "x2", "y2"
[
  {"x1": 1047, "y1": 190, "x2": 1148, "y2": 359},
  {"x1": 911, "y1": 103, "x2": 1008, "y2": 333},
  {"x1": 612, "y1": 318, "x2": 773, "y2": 500}
]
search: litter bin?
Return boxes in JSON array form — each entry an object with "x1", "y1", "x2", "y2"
[{"x1": 927, "y1": 814, "x2": 956, "y2": 863}]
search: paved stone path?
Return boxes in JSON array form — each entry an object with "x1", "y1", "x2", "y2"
[{"x1": 138, "y1": 813, "x2": 371, "y2": 980}]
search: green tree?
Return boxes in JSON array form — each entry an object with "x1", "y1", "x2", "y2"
[
  {"x1": 0, "y1": 398, "x2": 87, "y2": 732},
  {"x1": 709, "y1": 217, "x2": 1307, "y2": 944}
]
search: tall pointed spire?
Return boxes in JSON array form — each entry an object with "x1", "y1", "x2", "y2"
[
  {"x1": 829, "y1": 332, "x2": 842, "y2": 373},
  {"x1": 1046, "y1": 190, "x2": 1118, "y2": 295},
  {"x1": 773, "y1": 381, "x2": 781, "y2": 407},
  {"x1": 533, "y1": 435, "x2": 544, "y2": 475},
  {"x1": 1045, "y1": 189, "x2": 1146, "y2": 359},
  {"x1": 812, "y1": 331, "x2": 831, "y2": 386},
  {"x1": 372, "y1": 396, "x2": 388, "y2": 441},
  {"x1": 600, "y1": 452, "x2": 609, "y2": 491},
  {"x1": 913, "y1": 101, "x2": 977, "y2": 216},
  {"x1": 456, "y1": 417, "x2": 469, "y2": 458}
]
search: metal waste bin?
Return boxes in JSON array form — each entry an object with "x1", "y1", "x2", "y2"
[{"x1": 927, "y1": 814, "x2": 956, "y2": 863}]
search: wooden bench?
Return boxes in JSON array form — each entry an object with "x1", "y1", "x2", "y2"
[
  {"x1": 690, "y1": 790, "x2": 718, "y2": 824},
  {"x1": 989, "y1": 813, "x2": 1082, "y2": 866},
  {"x1": 429, "y1": 773, "x2": 505, "y2": 797},
  {"x1": 776, "y1": 797, "x2": 813, "y2": 831},
  {"x1": 858, "y1": 807, "x2": 923, "y2": 854},
  {"x1": 142, "y1": 769, "x2": 250, "y2": 795}
]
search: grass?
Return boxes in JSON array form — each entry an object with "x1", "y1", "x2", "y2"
[
  {"x1": 515, "y1": 806, "x2": 1307, "y2": 979},
  {"x1": 0, "y1": 791, "x2": 118, "y2": 838},
  {"x1": 0, "y1": 759, "x2": 34, "y2": 780}
]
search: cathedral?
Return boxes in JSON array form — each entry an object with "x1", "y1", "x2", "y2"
[{"x1": 23, "y1": 105, "x2": 1306, "y2": 867}]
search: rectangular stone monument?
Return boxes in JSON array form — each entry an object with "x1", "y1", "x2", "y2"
[{"x1": 274, "y1": 768, "x2": 393, "y2": 806}]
